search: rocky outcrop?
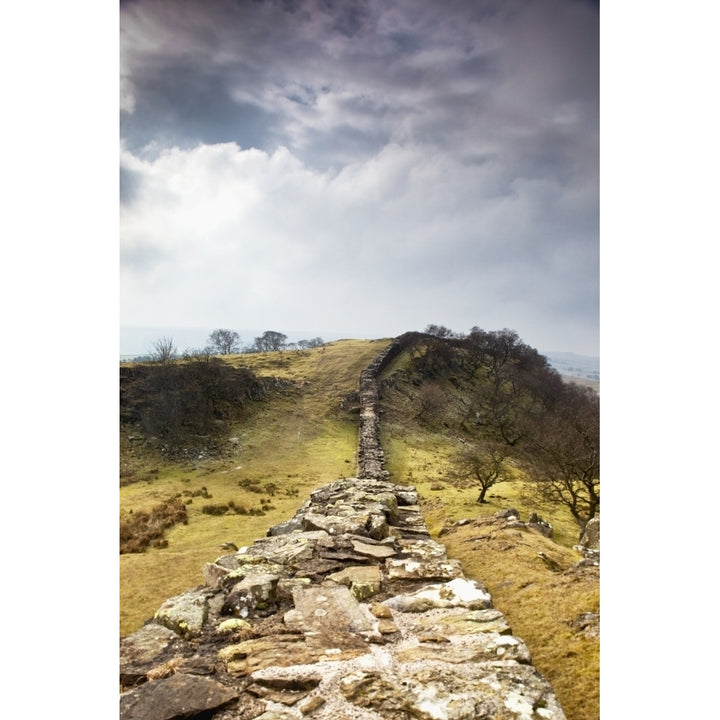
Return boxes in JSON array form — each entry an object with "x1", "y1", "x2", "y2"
[
  {"x1": 120, "y1": 477, "x2": 567, "y2": 719},
  {"x1": 440, "y1": 509, "x2": 555, "y2": 540}
]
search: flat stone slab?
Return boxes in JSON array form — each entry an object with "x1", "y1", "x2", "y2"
[
  {"x1": 240, "y1": 531, "x2": 334, "y2": 565},
  {"x1": 120, "y1": 674, "x2": 239, "y2": 720},
  {"x1": 119, "y1": 624, "x2": 187, "y2": 688},
  {"x1": 385, "y1": 557, "x2": 464, "y2": 580},
  {"x1": 303, "y1": 510, "x2": 376, "y2": 537},
  {"x1": 412, "y1": 608, "x2": 513, "y2": 636},
  {"x1": 219, "y1": 634, "x2": 367, "y2": 676},
  {"x1": 394, "y1": 631, "x2": 532, "y2": 665},
  {"x1": 351, "y1": 538, "x2": 397, "y2": 558},
  {"x1": 385, "y1": 578, "x2": 493, "y2": 613},
  {"x1": 290, "y1": 584, "x2": 377, "y2": 649}
]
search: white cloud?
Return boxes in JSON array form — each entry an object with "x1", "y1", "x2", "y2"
[{"x1": 120, "y1": 137, "x2": 597, "y2": 352}]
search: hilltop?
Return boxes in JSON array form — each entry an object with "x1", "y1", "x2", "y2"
[
  {"x1": 119, "y1": 327, "x2": 599, "y2": 387},
  {"x1": 120, "y1": 334, "x2": 599, "y2": 720}
]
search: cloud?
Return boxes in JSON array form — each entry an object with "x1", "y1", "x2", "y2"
[
  {"x1": 120, "y1": 0, "x2": 598, "y2": 168},
  {"x1": 120, "y1": 138, "x2": 597, "y2": 350},
  {"x1": 119, "y1": 0, "x2": 599, "y2": 354}
]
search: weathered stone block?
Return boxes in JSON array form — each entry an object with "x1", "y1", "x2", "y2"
[
  {"x1": 119, "y1": 674, "x2": 239, "y2": 720},
  {"x1": 153, "y1": 589, "x2": 209, "y2": 638},
  {"x1": 385, "y1": 578, "x2": 493, "y2": 613},
  {"x1": 326, "y1": 565, "x2": 383, "y2": 600}
]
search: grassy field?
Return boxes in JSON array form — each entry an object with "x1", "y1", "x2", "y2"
[{"x1": 119, "y1": 338, "x2": 599, "y2": 720}]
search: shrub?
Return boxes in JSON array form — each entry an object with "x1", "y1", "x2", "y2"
[
  {"x1": 201, "y1": 504, "x2": 230, "y2": 516},
  {"x1": 119, "y1": 499, "x2": 188, "y2": 554},
  {"x1": 119, "y1": 358, "x2": 266, "y2": 453},
  {"x1": 238, "y1": 477, "x2": 263, "y2": 493}
]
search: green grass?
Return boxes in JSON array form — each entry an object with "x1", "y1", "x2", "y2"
[{"x1": 381, "y1": 421, "x2": 583, "y2": 546}]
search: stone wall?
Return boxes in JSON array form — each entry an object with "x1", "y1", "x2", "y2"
[
  {"x1": 356, "y1": 332, "x2": 426, "y2": 480},
  {"x1": 120, "y1": 338, "x2": 568, "y2": 720}
]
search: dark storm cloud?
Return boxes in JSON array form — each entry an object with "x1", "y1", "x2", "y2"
[
  {"x1": 121, "y1": 61, "x2": 278, "y2": 154},
  {"x1": 319, "y1": 0, "x2": 373, "y2": 38},
  {"x1": 122, "y1": 0, "x2": 598, "y2": 176},
  {"x1": 119, "y1": 0, "x2": 532, "y2": 166}
]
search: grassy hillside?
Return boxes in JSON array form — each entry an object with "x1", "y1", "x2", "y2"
[{"x1": 119, "y1": 336, "x2": 599, "y2": 720}]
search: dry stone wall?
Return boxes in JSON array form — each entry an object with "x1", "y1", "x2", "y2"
[
  {"x1": 356, "y1": 332, "x2": 425, "y2": 481},
  {"x1": 120, "y1": 338, "x2": 568, "y2": 720}
]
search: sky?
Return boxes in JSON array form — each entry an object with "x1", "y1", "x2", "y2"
[{"x1": 119, "y1": 0, "x2": 599, "y2": 356}]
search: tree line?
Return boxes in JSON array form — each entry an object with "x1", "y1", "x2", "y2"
[
  {"x1": 130, "y1": 330, "x2": 325, "y2": 363},
  {"x1": 405, "y1": 325, "x2": 599, "y2": 535}
]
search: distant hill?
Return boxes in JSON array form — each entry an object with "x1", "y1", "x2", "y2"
[{"x1": 542, "y1": 351, "x2": 599, "y2": 383}]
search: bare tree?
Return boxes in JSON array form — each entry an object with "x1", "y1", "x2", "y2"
[
  {"x1": 416, "y1": 380, "x2": 447, "y2": 422},
  {"x1": 252, "y1": 330, "x2": 288, "y2": 352},
  {"x1": 183, "y1": 346, "x2": 214, "y2": 362},
  {"x1": 521, "y1": 383, "x2": 599, "y2": 534},
  {"x1": 450, "y1": 441, "x2": 514, "y2": 503},
  {"x1": 151, "y1": 337, "x2": 177, "y2": 364},
  {"x1": 295, "y1": 337, "x2": 324, "y2": 353},
  {"x1": 424, "y1": 324, "x2": 455, "y2": 338},
  {"x1": 208, "y1": 329, "x2": 241, "y2": 355}
]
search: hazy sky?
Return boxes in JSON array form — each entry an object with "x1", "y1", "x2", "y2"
[{"x1": 120, "y1": 0, "x2": 599, "y2": 355}]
